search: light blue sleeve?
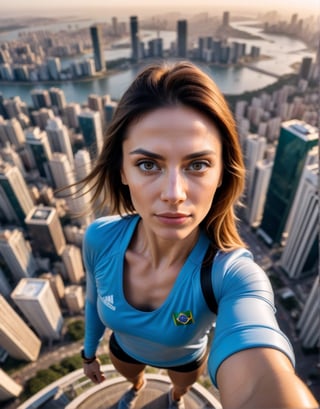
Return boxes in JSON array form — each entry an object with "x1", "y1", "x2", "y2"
[
  {"x1": 82, "y1": 221, "x2": 107, "y2": 357},
  {"x1": 208, "y1": 249, "x2": 295, "y2": 387}
]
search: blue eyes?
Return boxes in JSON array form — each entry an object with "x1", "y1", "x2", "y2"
[{"x1": 136, "y1": 160, "x2": 210, "y2": 173}]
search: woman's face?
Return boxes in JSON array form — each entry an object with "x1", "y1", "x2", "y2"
[{"x1": 121, "y1": 106, "x2": 223, "y2": 241}]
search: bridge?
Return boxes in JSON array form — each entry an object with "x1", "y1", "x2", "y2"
[{"x1": 242, "y1": 63, "x2": 281, "y2": 78}]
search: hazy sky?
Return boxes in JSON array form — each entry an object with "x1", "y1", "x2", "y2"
[{"x1": 2, "y1": 0, "x2": 319, "y2": 16}]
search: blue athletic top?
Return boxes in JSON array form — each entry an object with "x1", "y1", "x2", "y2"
[{"x1": 83, "y1": 214, "x2": 295, "y2": 386}]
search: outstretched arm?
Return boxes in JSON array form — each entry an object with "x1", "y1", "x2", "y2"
[{"x1": 216, "y1": 348, "x2": 318, "y2": 409}]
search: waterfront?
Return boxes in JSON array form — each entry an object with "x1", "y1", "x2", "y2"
[{"x1": 0, "y1": 20, "x2": 315, "y2": 106}]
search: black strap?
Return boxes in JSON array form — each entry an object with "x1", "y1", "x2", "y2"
[{"x1": 200, "y1": 246, "x2": 218, "y2": 314}]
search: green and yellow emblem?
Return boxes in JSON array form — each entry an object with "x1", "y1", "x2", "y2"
[{"x1": 172, "y1": 310, "x2": 194, "y2": 326}]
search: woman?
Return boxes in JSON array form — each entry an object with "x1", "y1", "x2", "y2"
[{"x1": 80, "y1": 61, "x2": 318, "y2": 409}]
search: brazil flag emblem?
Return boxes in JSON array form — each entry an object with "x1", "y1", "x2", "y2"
[{"x1": 172, "y1": 310, "x2": 194, "y2": 326}]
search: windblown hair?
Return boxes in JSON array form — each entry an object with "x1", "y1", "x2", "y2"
[{"x1": 80, "y1": 61, "x2": 246, "y2": 250}]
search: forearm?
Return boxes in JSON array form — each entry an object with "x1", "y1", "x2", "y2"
[
  {"x1": 83, "y1": 300, "x2": 106, "y2": 356},
  {"x1": 222, "y1": 370, "x2": 318, "y2": 409}
]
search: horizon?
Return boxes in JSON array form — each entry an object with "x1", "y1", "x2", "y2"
[{"x1": 1, "y1": 0, "x2": 319, "y2": 19}]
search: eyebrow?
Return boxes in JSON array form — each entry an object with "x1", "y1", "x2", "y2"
[{"x1": 129, "y1": 148, "x2": 217, "y2": 160}]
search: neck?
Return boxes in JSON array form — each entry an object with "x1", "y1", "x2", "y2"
[{"x1": 132, "y1": 221, "x2": 200, "y2": 269}]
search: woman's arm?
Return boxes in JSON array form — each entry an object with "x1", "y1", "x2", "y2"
[{"x1": 216, "y1": 348, "x2": 318, "y2": 409}]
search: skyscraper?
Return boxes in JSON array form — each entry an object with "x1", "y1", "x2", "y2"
[
  {"x1": 258, "y1": 120, "x2": 318, "y2": 245},
  {"x1": 3, "y1": 117, "x2": 25, "y2": 147},
  {"x1": 0, "y1": 162, "x2": 35, "y2": 225},
  {"x1": 48, "y1": 87, "x2": 67, "y2": 111},
  {"x1": 78, "y1": 109, "x2": 103, "y2": 160},
  {"x1": 246, "y1": 159, "x2": 273, "y2": 227},
  {"x1": 0, "y1": 294, "x2": 41, "y2": 361},
  {"x1": 177, "y1": 20, "x2": 187, "y2": 58},
  {"x1": 90, "y1": 25, "x2": 105, "y2": 72},
  {"x1": 49, "y1": 152, "x2": 82, "y2": 216},
  {"x1": 64, "y1": 285, "x2": 84, "y2": 314},
  {"x1": 62, "y1": 245, "x2": 85, "y2": 284},
  {"x1": 11, "y1": 278, "x2": 63, "y2": 340},
  {"x1": 222, "y1": 11, "x2": 230, "y2": 26},
  {"x1": 62, "y1": 102, "x2": 81, "y2": 129},
  {"x1": 31, "y1": 89, "x2": 51, "y2": 110},
  {"x1": 299, "y1": 57, "x2": 313, "y2": 80},
  {"x1": 296, "y1": 276, "x2": 319, "y2": 349},
  {"x1": 0, "y1": 229, "x2": 38, "y2": 284},
  {"x1": 0, "y1": 369, "x2": 23, "y2": 401},
  {"x1": 46, "y1": 118, "x2": 74, "y2": 167},
  {"x1": 25, "y1": 127, "x2": 53, "y2": 181},
  {"x1": 130, "y1": 16, "x2": 140, "y2": 62},
  {"x1": 25, "y1": 206, "x2": 66, "y2": 257},
  {"x1": 279, "y1": 157, "x2": 318, "y2": 278}
]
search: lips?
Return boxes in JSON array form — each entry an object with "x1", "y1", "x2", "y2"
[{"x1": 156, "y1": 212, "x2": 191, "y2": 225}]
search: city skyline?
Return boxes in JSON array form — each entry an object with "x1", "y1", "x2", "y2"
[
  {"x1": 0, "y1": 6, "x2": 319, "y2": 405},
  {"x1": 1, "y1": 0, "x2": 319, "y2": 17}
]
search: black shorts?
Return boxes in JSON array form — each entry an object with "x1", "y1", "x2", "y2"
[{"x1": 109, "y1": 332, "x2": 207, "y2": 373}]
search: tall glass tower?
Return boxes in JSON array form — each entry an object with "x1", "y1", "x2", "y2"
[
  {"x1": 90, "y1": 25, "x2": 105, "y2": 72},
  {"x1": 130, "y1": 16, "x2": 140, "y2": 62},
  {"x1": 258, "y1": 120, "x2": 318, "y2": 245},
  {"x1": 177, "y1": 20, "x2": 187, "y2": 58}
]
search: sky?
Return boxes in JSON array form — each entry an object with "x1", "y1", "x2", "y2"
[{"x1": 2, "y1": 0, "x2": 319, "y2": 17}]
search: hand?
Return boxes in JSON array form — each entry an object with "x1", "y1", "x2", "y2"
[{"x1": 83, "y1": 358, "x2": 106, "y2": 384}]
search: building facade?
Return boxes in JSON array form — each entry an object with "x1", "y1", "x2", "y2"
[
  {"x1": 258, "y1": 120, "x2": 318, "y2": 245},
  {"x1": 0, "y1": 295, "x2": 41, "y2": 361},
  {"x1": 11, "y1": 278, "x2": 63, "y2": 341},
  {"x1": 90, "y1": 25, "x2": 105, "y2": 72}
]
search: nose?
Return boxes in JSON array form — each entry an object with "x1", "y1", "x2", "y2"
[{"x1": 160, "y1": 169, "x2": 187, "y2": 203}]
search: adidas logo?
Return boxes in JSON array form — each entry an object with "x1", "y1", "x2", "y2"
[{"x1": 101, "y1": 294, "x2": 116, "y2": 311}]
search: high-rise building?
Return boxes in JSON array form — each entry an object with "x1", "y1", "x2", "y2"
[
  {"x1": 31, "y1": 89, "x2": 51, "y2": 110},
  {"x1": 64, "y1": 285, "x2": 84, "y2": 314},
  {"x1": 0, "y1": 369, "x2": 23, "y2": 401},
  {"x1": 88, "y1": 94, "x2": 105, "y2": 127},
  {"x1": 0, "y1": 294, "x2": 41, "y2": 361},
  {"x1": 3, "y1": 117, "x2": 25, "y2": 147},
  {"x1": 62, "y1": 103, "x2": 81, "y2": 129},
  {"x1": 258, "y1": 120, "x2": 318, "y2": 245},
  {"x1": 279, "y1": 157, "x2": 318, "y2": 278},
  {"x1": 0, "y1": 143, "x2": 27, "y2": 177},
  {"x1": 0, "y1": 267, "x2": 11, "y2": 298},
  {"x1": 11, "y1": 278, "x2": 63, "y2": 340},
  {"x1": 25, "y1": 127, "x2": 53, "y2": 181},
  {"x1": 299, "y1": 57, "x2": 313, "y2": 80},
  {"x1": 31, "y1": 107, "x2": 55, "y2": 130},
  {"x1": 40, "y1": 272, "x2": 65, "y2": 305},
  {"x1": 243, "y1": 134, "x2": 266, "y2": 207},
  {"x1": 46, "y1": 117, "x2": 74, "y2": 167},
  {"x1": 62, "y1": 245, "x2": 85, "y2": 284},
  {"x1": 0, "y1": 162, "x2": 35, "y2": 225},
  {"x1": 222, "y1": 11, "x2": 230, "y2": 26},
  {"x1": 78, "y1": 109, "x2": 103, "y2": 160},
  {"x1": 104, "y1": 100, "x2": 118, "y2": 124},
  {"x1": 74, "y1": 149, "x2": 92, "y2": 181},
  {"x1": 25, "y1": 206, "x2": 66, "y2": 257},
  {"x1": 177, "y1": 20, "x2": 187, "y2": 58},
  {"x1": 296, "y1": 276, "x2": 319, "y2": 349},
  {"x1": 90, "y1": 25, "x2": 105, "y2": 72},
  {"x1": 0, "y1": 229, "x2": 38, "y2": 284},
  {"x1": 246, "y1": 159, "x2": 273, "y2": 227},
  {"x1": 47, "y1": 57, "x2": 61, "y2": 80},
  {"x1": 48, "y1": 87, "x2": 67, "y2": 111},
  {"x1": 130, "y1": 16, "x2": 140, "y2": 62},
  {"x1": 49, "y1": 152, "x2": 82, "y2": 215}
]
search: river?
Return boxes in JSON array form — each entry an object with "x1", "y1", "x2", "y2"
[{"x1": 0, "y1": 20, "x2": 315, "y2": 106}]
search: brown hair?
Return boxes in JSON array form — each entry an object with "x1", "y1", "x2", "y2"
[{"x1": 80, "y1": 61, "x2": 246, "y2": 251}]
